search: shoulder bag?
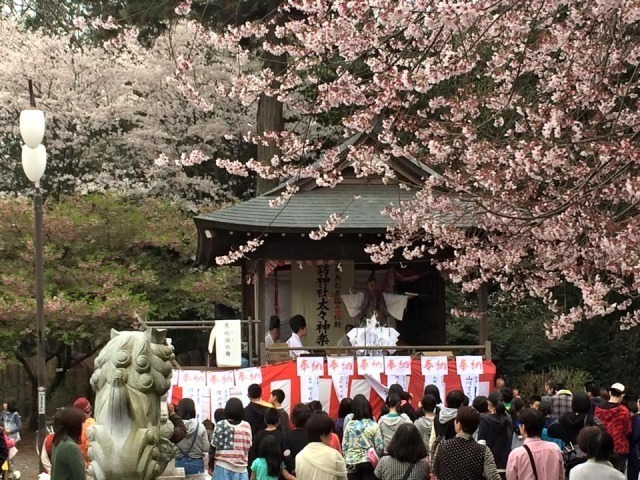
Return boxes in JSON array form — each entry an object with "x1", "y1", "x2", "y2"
[
  {"x1": 176, "y1": 423, "x2": 200, "y2": 458},
  {"x1": 400, "y1": 461, "x2": 416, "y2": 480},
  {"x1": 365, "y1": 422, "x2": 380, "y2": 467},
  {"x1": 523, "y1": 444, "x2": 538, "y2": 480}
]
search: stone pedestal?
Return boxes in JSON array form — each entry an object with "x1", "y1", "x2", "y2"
[{"x1": 158, "y1": 460, "x2": 185, "y2": 480}]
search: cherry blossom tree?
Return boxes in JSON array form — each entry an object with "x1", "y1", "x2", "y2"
[
  {"x1": 0, "y1": 16, "x2": 255, "y2": 207},
  {"x1": 204, "y1": 0, "x2": 640, "y2": 337}
]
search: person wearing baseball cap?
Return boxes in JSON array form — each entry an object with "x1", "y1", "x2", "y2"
[
  {"x1": 594, "y1": 383, "x2": 631, "y2": 473},
  {"x1": 72, "y1": 397, "x2": 96, "y2": 467}
]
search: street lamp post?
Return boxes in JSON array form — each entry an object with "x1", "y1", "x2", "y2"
[{"x1": 19, "y1": 80, "x2": 47, "y2": 463}]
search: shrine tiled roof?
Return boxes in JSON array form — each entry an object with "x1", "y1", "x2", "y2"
[{"x1": 196, "y1": 183, "x2": 415, "y2": 233}]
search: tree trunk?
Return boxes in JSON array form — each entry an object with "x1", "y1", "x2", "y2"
[
  {"x1": 15, "y1": 352, "x2": 39, "y2": 431},
  {"x1": 16, "y1": 345, "x2": 101, "y2": 430},
  {"x1": 256, "y1": 0, "x2": 287, "y2": 196}
]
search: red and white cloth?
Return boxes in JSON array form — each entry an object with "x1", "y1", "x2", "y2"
[{"x1": 170, "y1": 359, "x2": 495, "y2": 420}]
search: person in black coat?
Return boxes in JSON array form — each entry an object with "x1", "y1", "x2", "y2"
[
  {"x1": 244, "y1": 384, "x2": 272, "y2": 437},
  {"x1": 478, "y1": 391, "x2": 513, "y2": 469},
  {"x1": 283, "y1": 403, "x2": 311, "y2": 473}
]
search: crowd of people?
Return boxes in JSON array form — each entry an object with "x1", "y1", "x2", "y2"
[
  {"x1": 3, "y1": 376, "x2": 640, "y2": 480},
  {"x1": 167, "y1": 379, "x2": 640, "y2": 480}
]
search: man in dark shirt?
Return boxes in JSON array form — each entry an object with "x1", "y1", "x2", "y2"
[
  {"x1": 585, "y1": 381, "x2": 603, "y2": 415},
  {"x1": 269, "y1": 389, "x2": 291, "y2": 434},
  {"x1": 244, "y1": 384, "x2": 273, "y2": 437}
]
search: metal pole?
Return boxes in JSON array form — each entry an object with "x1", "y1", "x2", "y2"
[{"x1": 34, "y1": 188, "x2": 46, "y2": 464}]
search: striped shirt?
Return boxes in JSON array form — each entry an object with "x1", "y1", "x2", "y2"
[{"x1": 212, "y1": 420, "x2": 253, "y2": 472}]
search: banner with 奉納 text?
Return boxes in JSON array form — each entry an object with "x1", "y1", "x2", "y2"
[{"x1": 168, "y1": 357, "x2": 496, "y2": 420}]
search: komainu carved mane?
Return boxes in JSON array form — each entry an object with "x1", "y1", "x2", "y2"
[{"x1": 88, "y1": 329, "x2": 175, "y2": 480}]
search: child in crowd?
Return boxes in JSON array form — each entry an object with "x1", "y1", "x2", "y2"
[
  {"x1": 250, "y1": 435, "x2": 295, "y2": 480},
  {"x1": 415, "y1": 395, "x2": 437, "y2": 452}
]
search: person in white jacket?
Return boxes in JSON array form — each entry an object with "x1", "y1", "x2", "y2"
[
  {"x1": 378, "y1": 394, "x2": 411, "y2": 454},
  {"x1": 296, "y1": 413, "x2": 347, "y2": 480}
]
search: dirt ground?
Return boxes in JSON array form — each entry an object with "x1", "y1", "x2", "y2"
[{"x1": 11, "y1": 430, "x2": 41, "y2": 480}]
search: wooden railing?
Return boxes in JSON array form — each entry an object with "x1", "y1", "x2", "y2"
[{"x1": 263, "y1": 341, "x2": 492, "y2": 364}]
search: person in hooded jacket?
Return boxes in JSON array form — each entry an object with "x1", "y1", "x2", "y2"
[
  {"x1": 245, "y1": 384, "x2": 273, "y2": 437},
  {"x1": 547, "y1": 392, "x2": 599, "y2": 449},
  {"x1": 594, "y1": 383, "x2": 631, "y2": 473},
  {"x1": 428, "y1": 390, "x2": 465, "y2": 454},
  {"x1": 478, "y1": 390, "x2": 513, "y2": 470},
  {"x1": 378, "y1": 394, "x2": 411, "y2": 454},
  {"x1": 175, "y1": 398, "x2": 211, "y2": 476},
  {"x1": 414, "y1": 394, "x2": 437, "y2": 451},
  {"x1": 72, "y1": 397, "x2": 96, "y2": 467}
]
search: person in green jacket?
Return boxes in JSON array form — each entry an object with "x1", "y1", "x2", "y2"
[{"x1": 51, "y1": 407, "x2": 87, "y2": 480}]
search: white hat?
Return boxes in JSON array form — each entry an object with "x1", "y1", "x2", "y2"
[{"x1": 611, "y1": 382, "x2": 625, "y2": 393}]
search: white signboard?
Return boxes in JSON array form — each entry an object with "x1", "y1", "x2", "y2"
[
  {"x1": 357, "y1": 356, "x2": 384, "y2": 376},
  {"x1": 455, "y1": 356, "x2": 484, "y2": 375},
  {"x1": 327, "y1": 356, "x2": 355, "y2": 376},
  {"x1": 211, "y1": 320, "x2": 242, "y2": 368},
  {"x1": 421, "y1": 356, "x2": 449, "y2": 376},
  {"x1": 296, "y1": 357, "x2": 325, "y2": 377},
  {"x1": 384, "y1": 356, "x2": 411, "y2": 376}
]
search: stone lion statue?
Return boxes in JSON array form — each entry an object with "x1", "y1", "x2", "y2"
[{"x1": 88, "y1": 329, "x2": 175, "y2": 480}]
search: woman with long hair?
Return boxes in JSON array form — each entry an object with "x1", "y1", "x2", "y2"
[
  {"x1": 50, "y1": 408, "x2": 87, "y2": 480},
  {"x1": 174, "y1": 398, "x2": 210, "y2": 477},
  {"x1": 478, "y1": 391, "x2": 513, "y2": 469},
  {"x1": 388, "y1": 385, "x2": 416, "y2": 421},
  {"x1": 250, "y1": 435, "x2": 295, "y2": 480},
  {"x1": 335, "y1": 398, "x2": 353, "y2": 442},
  {"x1": 297, "y1": 412, "x2": 347, "y2": 480},
  {"x1": 342, "y1": 395, "x2": 383, "y2": 480},
  {"x1": 374, "y1": 423, "x2": 430, "y2": 480},
  {"x1": 211, "y1": 398, "x2": 253, "y2": 480}
]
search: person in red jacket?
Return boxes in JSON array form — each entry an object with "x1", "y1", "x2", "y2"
[{"x1": 594, "y1": 382, "x2": 631, "y2": 473}]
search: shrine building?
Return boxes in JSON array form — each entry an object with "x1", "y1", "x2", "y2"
[{"x1": 194, "y1": 131, "x2": 484, "y2": 365}]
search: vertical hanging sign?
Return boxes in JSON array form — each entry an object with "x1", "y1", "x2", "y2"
[
  {"x1": 316, "y1": 264, "x2": 331, "y2": 345},
  {"x1": 333, "y1": 264, "x2": 343, "y2": 328},
  {"x1": 422, "y1": 356, "x2": 449, "y2": 400},
  {"x1": 297, "y1": 357, "x2": 324, "y2": 402},
  {"x1": 456, "y1": 356, "x2": 483, "y2": 403},
  {"x1": 328, "y1": 356, "x2": 354, "y2": 401}
]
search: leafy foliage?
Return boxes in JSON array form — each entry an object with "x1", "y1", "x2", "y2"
[
  {"x1": 447, "y1": 283, "x2": 640, "y2": 393},
  {"x1": 515, "y1": 367, "x2": 592, "y2": 398},
  {"x1": 0, "y1": 192, "x2": 239, "y2": 369}
]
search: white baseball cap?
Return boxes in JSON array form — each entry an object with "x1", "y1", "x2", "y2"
[{"x1": 611, "y1": 382, "x2": 625, "y2": 393}]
